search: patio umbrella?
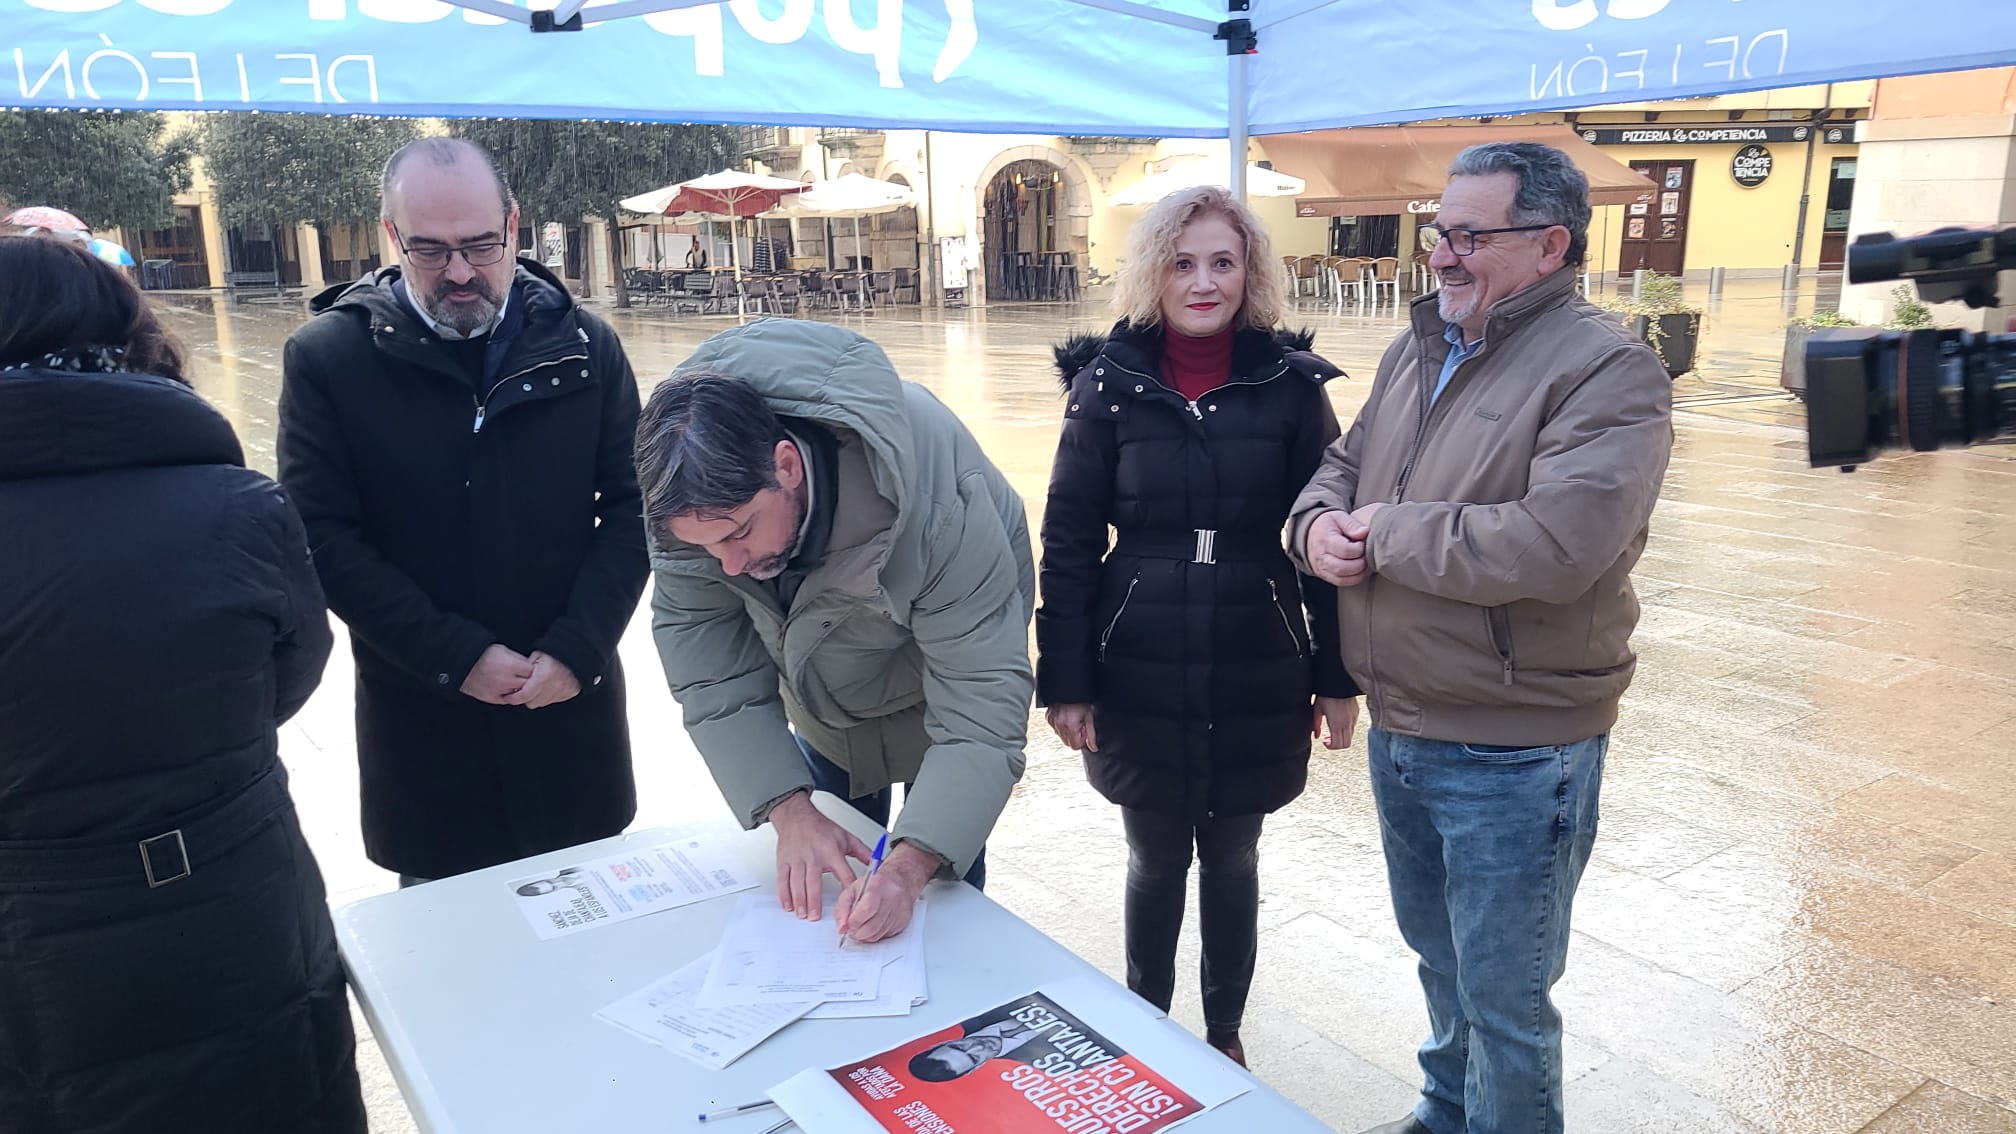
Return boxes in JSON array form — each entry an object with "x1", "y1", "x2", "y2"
[
  {"x1": 1108, "y1": 160, "x2": 1306, "y2": 207},
  {"x1": 620, "y1": 170, "x2": 807, "y2": 315},
  {"x1": 4, "y1": 205, "x2": 87, "y2": 231},
  {"x1": 86, "y1": 237, "x2": 136, "y2": 267},
  {"x1": 773, "y1": 173, "x2": 918, "y2": 306}
]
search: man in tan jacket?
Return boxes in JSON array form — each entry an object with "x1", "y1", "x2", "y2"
[{"x1": 1291, "y1": 143, "x2": 1672, "y2": 1134}]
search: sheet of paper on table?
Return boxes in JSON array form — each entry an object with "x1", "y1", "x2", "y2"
[
  {"x1": 805, "y1": 902, "x2": 929, "y2": 1020},
  {"x1": 594, "y1": 954, "x2": 816, "y2": 1071},
  {"x1": 506, "y1": 835, "x2": 757, "y2": 940},
  {"x1": 699, "y1": 892, "x2": 925, "y2": 1008}
]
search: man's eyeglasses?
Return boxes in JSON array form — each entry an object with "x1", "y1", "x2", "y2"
[
  {"x1": 1418, "y1": 224, "x2": 1557, "y2": 256},
  {"x1": 392, "y1": 225, "x2": 510, "y2": 269}
]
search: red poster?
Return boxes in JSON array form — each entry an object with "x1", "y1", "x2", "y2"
[{"x1": 828, "y1": 992, "x2": 1203, "y2": 1134}]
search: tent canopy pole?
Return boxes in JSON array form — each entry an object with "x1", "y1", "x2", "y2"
[{"x1": 1217, "y1": 9, "x2": 1257, "y2": 203}]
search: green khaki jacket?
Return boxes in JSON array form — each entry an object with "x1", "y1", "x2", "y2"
[{"x1": 649, "y1": 320, "x2": 1034, "y2": 876}]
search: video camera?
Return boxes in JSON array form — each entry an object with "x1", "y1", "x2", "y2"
[{"x1": 1804, "y1": 225, "x2": 2016, "y2": 470}]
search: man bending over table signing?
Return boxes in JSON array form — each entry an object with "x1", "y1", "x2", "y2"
[{"x1": 638, "y1": 320, "x2": 1035, "y2": 944}]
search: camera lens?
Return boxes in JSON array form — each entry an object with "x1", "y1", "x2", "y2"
[{"x1": 1805, "y1": 327, "x2": 2016, "y2": 468}]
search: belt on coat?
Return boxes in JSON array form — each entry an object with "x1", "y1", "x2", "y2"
[
  {"x1": 0, "y1": 766, "x2": 291, "y2": 888},
  {"x1": 1110, "y1": 528, "x2": 1285, "y2": 565}
]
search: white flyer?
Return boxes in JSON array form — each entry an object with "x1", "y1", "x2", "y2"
[
  {"x1": 507, "y1": 835, "x2": 756, "y2": 940},
  {"x1": 595, "y1": 953, "x2": 815, "y2": 1071}
]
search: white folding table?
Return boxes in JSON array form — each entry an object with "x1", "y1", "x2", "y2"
[{"x1": 334, "y1": 796, "x2": 1335, "y2": 1133}]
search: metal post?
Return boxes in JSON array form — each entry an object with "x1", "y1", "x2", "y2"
[
  {"x1": 817, "y1": 128, "x2": 835, "y2": 270},
  {"x1": 1229, "y1": 50, "x2": 1250, "y2": 203},
  {"x1": 1782, "y1": 263, "x2": 1800, "y2": 292},
  {"x1": 924, "y1": 130, "x2": 941, "y2": 310},
  {"x1": 1791, "y1": 82, "x2": 1834, "y2": 272},
  {"x1": 1633, "y1": 268, "x2": 1648, "y2": 298},
  {"x1": 1708, "y1": 266, "x2": 1726, "y2": 297},
  {"x1": 1600, "y1": 208, "x2": 1611, "y2": 293}
]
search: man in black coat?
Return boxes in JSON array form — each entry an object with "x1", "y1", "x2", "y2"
[{"x1": 279, "y1": 138, "x2": 648, "y2": 883}]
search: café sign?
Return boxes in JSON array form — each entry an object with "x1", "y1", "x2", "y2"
[
  {"x1": 1732, "y1": 144, "x2": 1773, "y2": 187},
  {"x1": 1580, "y1": 124, "x2": 1851, "y2": 146}
]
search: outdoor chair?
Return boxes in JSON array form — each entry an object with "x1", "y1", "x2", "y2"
[
  {"x1": 1292, "y1": 255, "x2": 1325, "y2": 298},
  {"x1": 1411, "y1": 252, "x2": 1436, "y2": 295},
  {"x1": 826, "y1": 271, "x2": 859, "y2": 311},
  {"x1": 770, "y1": 273, "x2": 803, "y2": 315},
  {"x1": 868, "y1": 270, "x2": 896, "y2": 310},
  {"x1": 673, "y1": 272, "x2": 733, "y2": 314},
  {"x1": 802, "y1": 270, "x2": 832, "y2": 310},
  {"x1": 1368, "y1": 257, "x2": 1402, "y2": 306},
  {"x1": 621, "y1": 267, "x2": 659, "y2": 306},
  {"x1": 1324, "y1": 256, "x2": 1366, "y2": 311}
]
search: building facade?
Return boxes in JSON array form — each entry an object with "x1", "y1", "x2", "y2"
[
  {"x1": 719, "y1": 82, "x2": 1880, "y2": 306},
  {"x1": 108, "y1": 71, "x2": 2016, "y2": 316},
  {"x1": 1835, "y1": 67, "x2": 2016, "y2": 331}
]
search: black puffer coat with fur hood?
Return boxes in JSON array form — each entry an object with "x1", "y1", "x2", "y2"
[{"x1": 1036, "y1": 321, "x2": 1356, "y2": 820}]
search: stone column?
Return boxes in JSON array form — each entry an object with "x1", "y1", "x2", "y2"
[
  {"x1": 197, "y1": 193, "x2": 229, "y2": 288},
  {"x1": 1842, "y1": 95, "x2": 2015, "y2": 332},
  {"x1": 295, "y1": 223, "x2": 326, "y2": 292}
]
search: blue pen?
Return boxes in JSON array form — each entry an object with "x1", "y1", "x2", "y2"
[{"x1": 841, "y1": 833, "x2": 889, "y2": 946}]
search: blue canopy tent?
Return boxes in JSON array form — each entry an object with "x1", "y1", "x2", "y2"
[
  {"x1": 9, "y1": 0, "x2": 2013, "y2": 232},
  {"x1": 9, "y1": 2, "x2": 2015, "y2": 161}
]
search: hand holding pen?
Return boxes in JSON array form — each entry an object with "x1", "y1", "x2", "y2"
[
  {"x1": 837, "y1": 833, "x2": 887, "y2": 948},
  {"x1": 835, "y1": 831, "x2": 931, "y2": 944}
]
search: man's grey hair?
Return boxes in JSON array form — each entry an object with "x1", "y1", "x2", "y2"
[
  {"x1": 380, "y1": 137, "x2": 517, "y2": 223},
  {"x1": 634, "y1": 372, "x2": 787, "y2": 546},
  {"x1": 1448, "y1": 142, "x2": 1591, "y2": 266}
]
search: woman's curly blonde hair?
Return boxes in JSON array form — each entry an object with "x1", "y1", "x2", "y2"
[{"x1": 1110, "y1": 185, "x2": 1288, "y2": 332}]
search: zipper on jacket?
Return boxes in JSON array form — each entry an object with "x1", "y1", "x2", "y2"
[
  {"x1": 1485, "y1": 606, "x2": 1516, "y2": 685},
  {"x1": 1394, "y1": 343, "x2": 1481, "y2": 500},
  {"x1": 1102, "y1": 356, "x2": 1287, "y2": 427},
  {"x1": 472, "y1": 350, "x2": 590, "y2": 434},
  {"x1": 1097, "y1": 576, "x2": 1141, "y2": 661},
  {"x1": 1267, "y1": 579, "x2": 1304, "y2": 657},
  {"x1": 1189, "y1": 366, "x2": 1289, "y2": 422},
  {"x1": 1393, "y1": 349, "x2": 1441, "y2": 500}
]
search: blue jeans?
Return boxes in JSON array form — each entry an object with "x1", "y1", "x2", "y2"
[
  {"x1": 796, "y1": 736, "x2": 987, "y2": 891},
  {"x1": 1367, "y1": 727, "x2": 1605, "y2": 1134}
]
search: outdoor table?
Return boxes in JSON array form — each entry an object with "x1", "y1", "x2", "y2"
[{"x1": 335, "y1": 795, "x2": 1335, "y2": 1133}]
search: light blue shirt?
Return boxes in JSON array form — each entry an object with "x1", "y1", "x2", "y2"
[{"x1": 1433, "y1": 321, "x2": 1483, "y2": 404}]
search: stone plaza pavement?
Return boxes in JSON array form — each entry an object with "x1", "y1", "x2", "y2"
[{"x1": 157, "y1": 276, "x2": 2016, "y2": 1133}]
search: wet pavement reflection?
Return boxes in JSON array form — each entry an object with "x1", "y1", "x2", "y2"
[{"x1": 157, "y1": 276, "x2": 2016, "y2": 1132}]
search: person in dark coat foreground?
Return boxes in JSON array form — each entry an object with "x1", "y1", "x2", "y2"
[
  {"x1": 0, "y1": 235, "x2": 364, "y2": 1133},
  {"x1": 1035, "y1": 186, "x2": 1360, "y2": 1067},
  {"x1": 279, "y1": 138, "x2": 648, "y2": 883}
]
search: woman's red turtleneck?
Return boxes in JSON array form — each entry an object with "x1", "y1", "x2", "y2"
[{"x1": 1160, "y1": 325, "x2": 1235, "y2": 402}]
